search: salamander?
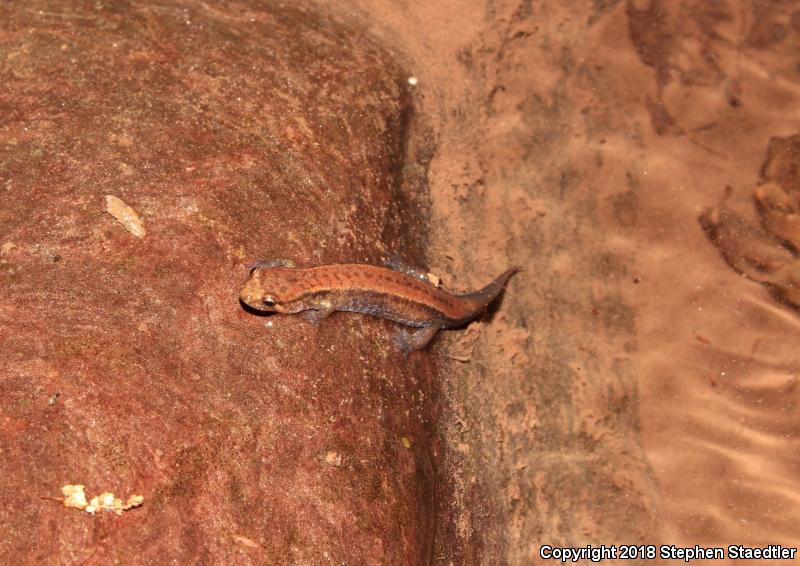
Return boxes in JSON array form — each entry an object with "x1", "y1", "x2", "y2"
[{"x1": 239, "y1": 259, "x2": 520, "y2": 352}]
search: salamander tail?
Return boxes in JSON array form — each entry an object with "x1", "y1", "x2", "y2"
[{"x1": 461, "y1": 267, "x2": 521, "y2": 313}]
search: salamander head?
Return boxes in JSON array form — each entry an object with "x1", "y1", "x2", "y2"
[{"x1": 239, "y1": 266, "x2": 305, "y2": 313}]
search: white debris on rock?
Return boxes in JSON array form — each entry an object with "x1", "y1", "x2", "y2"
[
  {"x1": 61, "y1": 484, "x2": 144, "y2": 516},
  {"x1": 104, "y1": 195, "x2": 146, "y2": 238}
]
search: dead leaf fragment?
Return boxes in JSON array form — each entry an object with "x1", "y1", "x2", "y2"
[
  {"x1": 700, "y1": 195, "x2": 800, "y2": 309},
  {"x1": 698, "y1": 202, "x2": 794, "y2": 280},
  {"x1": 761, "y1": 134, "x2": 800, "y2": 193},
  {"x1": 60, "y1": 484, "x2": 143, "y2": 515},
  {"x1": 104, "y1": 195, "x2": 146, "y2": 238},
  {"x1": 755, "y1": 182, "x2": 800, "y2": 250},
  {"x1": 767, "y1": 262, "x2": 800, "y2": 307}
]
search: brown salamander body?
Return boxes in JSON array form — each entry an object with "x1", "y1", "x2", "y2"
[{"x1": 239, "y1": 260, "x2": 519, "y2": 351}]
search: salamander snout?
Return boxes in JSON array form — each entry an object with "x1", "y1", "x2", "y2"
[
  {"x1": 240, "y1": 289, "x2": 277, "y2": 311},
  {"x1": 239, "y1": 276, "x2": 277, "y2": 312}
]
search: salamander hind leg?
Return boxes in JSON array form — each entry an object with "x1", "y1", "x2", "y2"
[
  {"x1": 392, "y1": 325, "x2": 440, "y2": 354},
  {"x1": 383, "y1": 255, "x2": 435, "y2": 286}
]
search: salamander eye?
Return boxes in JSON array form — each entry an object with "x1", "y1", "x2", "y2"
[{"x1": 262, "y1": 297, "x2": 276, "y2": 308}]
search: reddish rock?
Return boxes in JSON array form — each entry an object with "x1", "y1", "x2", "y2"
[{"x1": 0, "y1": 2, "x2": 434, "y2": 563}]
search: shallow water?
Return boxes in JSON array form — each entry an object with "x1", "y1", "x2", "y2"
[{"x1": 627, "y1": 152, "x2": 800, "y2": 557}]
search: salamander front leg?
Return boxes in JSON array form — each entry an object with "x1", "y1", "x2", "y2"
[
  {"x1": 393, "y1": 325, "x2": 440, "y2": 353},
  {"x1": 301, "y1": 308, "x2": 334, "y2": 325},
  {"x1": 248, "y1": 258, "x2": 297, "y2": 274}
]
